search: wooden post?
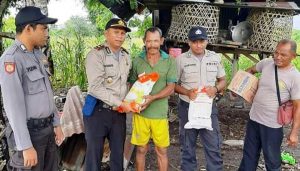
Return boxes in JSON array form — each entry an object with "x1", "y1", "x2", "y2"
[
  {"x1": 153, "y1": 10, "x2": 160, "y2": 26},
  {"x1": 232, "y1": 53, "x2": 239, "y2": 76}
]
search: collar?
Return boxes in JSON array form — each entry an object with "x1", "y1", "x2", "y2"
[
  {"x1": 103, "y1": 42, "x2": 126, "y2": 56},
  {"x1": 15, "y1": 39, "x2": 39, "y2": 54},
  {"x1": 187, "y1": 49, "x2": 207, "y2": 58},
  {"x1": 15, "y1": 39, "x2": 27, "y2": 52},
  {"x1": 139, "y1": 50, "x2": 169, "y2": 59}
]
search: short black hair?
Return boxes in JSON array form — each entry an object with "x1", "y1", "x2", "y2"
[
  {"x1": 16, "y1": 23, "x2": 38, "y2": 34},
  {"x1": 277, "y1": 39, "x2": 297, "y2": 54},
  {"x1": 143, "y1": 27, "x2": 163, "y2": 40}
]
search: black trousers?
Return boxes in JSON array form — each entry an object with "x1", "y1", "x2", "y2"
[
  {"x1": 83, "y1": 102, "x2": 126, "y2": 171},
  {"x1": 6, "y1": 124, "x2": 58, "y2": 171},
  {"x1": 238, "y1": 120, "x2": 283, "y2": 171}
]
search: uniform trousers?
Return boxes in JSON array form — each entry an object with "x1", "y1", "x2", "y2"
[
  {"x1": 178, "y1": 99, "x2": 223, "y2": 171},
  {"x1": 83, "y1": 101, "x2": 126, "y2": 171},
  {"x1": 7, "y1": 124, "x2": 58, "y2": 171}
]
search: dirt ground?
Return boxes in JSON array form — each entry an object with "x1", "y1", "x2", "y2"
[
  {"x1": 125, "y1": 94, "x2": 300, "y2": 171},
  {"x1": 55, "y1": 89, "x2": 300, "y2": 171},
  {"x1": 123, "y1": 96, "x2": 247, "y2": 171}
]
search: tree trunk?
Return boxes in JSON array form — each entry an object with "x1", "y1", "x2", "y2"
[
  {"x1": 0, "y1": 32, "x2": 15, "y2": 39},
  {"x1": 0, "y1": 0, "x2": 10, "y2": 55}
]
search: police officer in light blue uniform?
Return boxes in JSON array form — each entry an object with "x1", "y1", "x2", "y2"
[
  {"x1": 0, "y1": 6, "x2": 64, "y2": 171},
  {"x1": 175, "y1": 26, "x2": 227, "y2": 171}
]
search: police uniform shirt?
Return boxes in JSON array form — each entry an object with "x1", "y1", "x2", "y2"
[
  {"x1": 0, "y1": 40, "x2": 60, "y2": 151},
  {"x1": 176, "y1": 49, "x2": 226, "y2": 103},
  {"x1": 85, "y1": 43, "x2": 131, "y2": 107}
]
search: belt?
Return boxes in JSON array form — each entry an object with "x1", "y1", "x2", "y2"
[
  {"x1": 98, "y1": 100, "x2": 114, "y2": 110},
  {"x1": 27, "y1": 114, "x2": 54, "y2": 130}
]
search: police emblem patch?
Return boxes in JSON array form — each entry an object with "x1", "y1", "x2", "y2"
[
  {"x1": 4, "y1": 62, "x2": 15, "y2": 74},
  {"x1": 118, "y1": 20, "x2": 125, "y2": 26},
  {"x1": 195, "y1": 29, "x2": 202, "y2": 35}
]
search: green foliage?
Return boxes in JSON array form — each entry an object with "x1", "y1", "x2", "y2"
[
  {"x1": 48, "y1": 1, "x2": 152, "y2": 89},
  {"x1": 2, "y1": 16, "x2": 15, "y2": 48},
  {"x1": 50, "y1": 33, "x2": 97, "y2": 90},
  {"x1": 49, "y1": 16, "x2": 99, "y2": 90},
  {"x1": 84, "y1": 0, "x2": 113, "y2": 34},
  {"x1": 291, "y1": 29, "x2": 300, "y2": 71},
  {"x1": 2, "y1": 16, "x2": 15, "y2": 32},
  {"x1": 130, "y1": 0, "x2": 138, "y2": 10},
  {"x1": 125, "y1": 38, "x2": 143, "y2": 58},
  {"x1": 63, "y1": 16, "x2": 99, "y2": 37},
  {"x1": 128, "y1": 14, "x2": 152, "y2": 38},
  {"x1": 222, "y1": 55, "x2": 258, "y2": 83}
]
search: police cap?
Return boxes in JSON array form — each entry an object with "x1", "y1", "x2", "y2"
[
  {"x1": 15, "y1": 6, "x2": 58, "y2": 26},
  {"x1": 105, "y1": 18, "x2": 131, "y2": 32},
  {"x1": 188, "y1": 26, "x2": 208, "y2": 41}
]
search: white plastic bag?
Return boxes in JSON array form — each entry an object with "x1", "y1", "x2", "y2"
[
  {"x1": 118, "y1": 72, "x2": 159, "y2": 113},
  {"x1": 184, "y1": 87, "x2": 213, "y2": 130}
]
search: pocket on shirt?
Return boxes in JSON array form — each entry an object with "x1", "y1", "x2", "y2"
[
  {"x1": 182, "y1": 67, "x2": 198, "y2": 83},
  {"x1": 25, "y1": 70, "x2": 46, "y2": 94},
  {"x1": 206, "y1": 66, "x2": 218, "y2": 82},
  {"x1": 104, "y1": 64, "x2": 117, "y2": 76}
]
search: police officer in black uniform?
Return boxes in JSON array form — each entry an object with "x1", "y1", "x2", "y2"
[{"x1": 0, "y1": 6, "x2": 64, "y2": 171}]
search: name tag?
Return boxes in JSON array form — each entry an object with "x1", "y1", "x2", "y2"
[
  {"x1": 206, "y1": 62, "x2": 218, "y2": 66},
  {"x1": 184, "y1": 64, "x2": 196, "y2": 67},
  {"x1": 26, "y1": 66, "x2": 37, "y2": 72},
  {"x1": 104, "y1": 64, "x2": 113, "y2": 67}
]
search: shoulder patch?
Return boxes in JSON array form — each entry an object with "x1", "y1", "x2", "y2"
[
  {"x1": 121, "y1": 47, "x2": 129, "y2": 54},
  {"x1": 4, "y1": 62, "x2": 16, "y2": 74}
]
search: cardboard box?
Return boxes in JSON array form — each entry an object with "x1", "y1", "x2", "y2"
[{"x1": 228, "y1": 70, "x2": 258, "y2": 103}]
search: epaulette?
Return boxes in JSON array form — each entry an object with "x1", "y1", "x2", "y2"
[
  {"x1": 94, "y1": 44, "x2": 105, "y2": 51},
  {"x1": 121, "y1": 47, "x2": 129, "y2": 55},
  {"x1": 94, "y1": 44, "x2": 112, "y2": 55}
]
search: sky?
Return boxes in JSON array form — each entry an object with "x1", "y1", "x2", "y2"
[
  {"x1": 294, "y1": 15, "x2": 300, "y2": 30},
  {"x1": 48, "y1": 0, "x2": 88, "y2": 25}
]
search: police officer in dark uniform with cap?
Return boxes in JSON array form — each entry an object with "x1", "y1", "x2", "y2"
[
  {"x1": 0, "y1": 6, "x2": 64, "y2": 171},
  {"x1": 83, "y1": 18, "x2": 133, "y2": 171}
]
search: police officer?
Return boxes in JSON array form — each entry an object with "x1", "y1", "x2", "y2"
[
  {"x1": 84, "y1": 18, "x2": 133, "y2": 171},
  {"x1": 0, "y1": 6, "x2": 64, "y2": 171},
  {"x1": 175, "y1": 26, "x2": 226, "y2": 171}
]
